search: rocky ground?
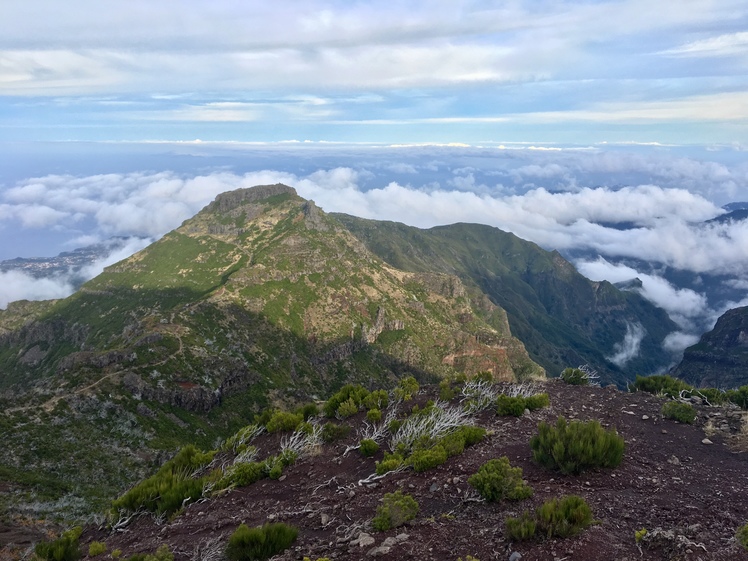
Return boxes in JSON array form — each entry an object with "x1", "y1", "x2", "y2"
[{"x1": 4, "y1": 380, "x2": 748, "y2": 561}]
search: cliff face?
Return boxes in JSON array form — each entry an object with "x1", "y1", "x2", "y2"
[{"x1": 673, "y1": 306, "x2": 748, "y2": 388}]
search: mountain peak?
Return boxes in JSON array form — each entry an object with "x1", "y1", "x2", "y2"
[{"x1": 206, "y1": 183, "x2": 299, "y2": 214}]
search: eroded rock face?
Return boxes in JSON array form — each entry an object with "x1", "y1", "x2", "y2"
[
  {"x1": 674, "y1": 305, "x2": 748, "y2": 388},
  {"x1": 206, "y1": 184, "x2": 298, "y2": 214}
]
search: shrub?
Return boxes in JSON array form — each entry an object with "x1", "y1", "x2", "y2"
[
  {"x1": 359, "y1": 439, "x2": 379, "y2": 457},
  {"x1": 468, "y1": 457, "x2": 533, "y2": 501},
  {"x1": 125, "y1": 545, "x2": 173, "y2": 561},
  {"x1": 525, "y1": 393, "x2": 550, "y2": 411},
  {"x1": 364, "y1": 390, "x2": 389, "y2": 411},
  {"x1": 387, "y1": 419, "x2": 402, "y2": 434},
  {"x1": 661, "y1": 401, "x2": 697, "y2": 424},
  {"x1": 393, "y1": 376, "x2": 419, "y2": 401},
  {"x1": 336, "y1": 398, "x2": 360, "y2": 419},
  {"x1": 629, "y1": 374, "x2": 692, "y2": 397},
  {"x1": 536, "y1": 495, "x2": 593, "y2": 538},
  {"x1": 372, "y1": 491, "x2": 419, "y2": 531},
  {"x1": 366, "y1": 408, "x2": 383, "y2": 423},
  {"x1": 530, "y1": 417, "x2": 624, "y2": 475},
  {"x1": 408, "y1": 445, "x2": 448, "y2": 473},
  {"x1": 297, "y1": 402, "x2": 319, "y2": 420},
  {"x1": 439, "y1": 378, "x2": 456, "y2": 401},
  {"x1": 323, "y1": 385, "x2": 370, "y2": 417},
  {"x1": 726, "y1": 386, "x2": 748, "y2": 409},
  {"x1": 560, "y1": 367, "x2": 589, "y2": 385},
  {"x1": 226, "y1": 523, "x2": 298, "y2": 561},
  {"x1": 505, "y1": 511, "x2": 537, "y2": 541},
  {"x1": 375, "y1": 452, "x2": 404, "y2": 475},
  {"x1": 459, "y1": 425, "x2": 486, "y2": 446},
  {"x1": 321, "y1": 422, "x2": 349, "y2": 443},
  {"x1": 35, "y1": 526, "x2": 82, "y2": 561},
  {"x1": 737, "y1": 523, "x2": 748, "y2": 550},
  {"x1": 266, "y1": 411, "x2": 303, "y2": 433},
  {"x1": 111, "y1": 550, "x2": 122, "y2": 559},
  {"x1": 440, "y1": 431, "x2": 466, "y2": 457},
  {"x1": 111, "y1": 445, "x2": 213, "y2": 516},
  {"x1": 88, "y1": 542, "x2": 107, "y2": 557},
  {"x1": 635, "y1": 528, "x2": 648, "y2": 544},
  {"x1": 219, "y1": 461, "x2": 265, "y2": 489},
  {"x1": 496, "y1": 395, "x2": 527, "y2": 417}
]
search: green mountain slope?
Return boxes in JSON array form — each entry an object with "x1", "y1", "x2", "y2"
[
  {"x1": 673, "y1": 305, "x2": 748, "y2": 388},
  {"x1": 334, "y1": 215, "x2": 677, "y2": 385},
  {"x1": 0, "y1": 184, "x2": 540, "y2": 520}
]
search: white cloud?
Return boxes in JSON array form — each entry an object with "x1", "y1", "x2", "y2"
[
  {"x1": 0, "y1": 270, "x2": 74, "y2": 309},
  {"x1": 663, "y1": 31, "x2": 748, "y2": 58},
  {"x1": 607, "y1": 322, "x2": 646, "y2": 367}
]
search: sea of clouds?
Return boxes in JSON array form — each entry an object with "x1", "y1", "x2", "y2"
[{"x1": 1, "y1": 144, "x2": 747, "y2": 363}]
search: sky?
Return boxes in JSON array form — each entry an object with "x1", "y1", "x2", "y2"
[
  {"x1": 2, "y1": 0, "x2": 748, "y2": 144},
  {"x1": 2, "y1": 1, "x2": 748, "y2": 366}
]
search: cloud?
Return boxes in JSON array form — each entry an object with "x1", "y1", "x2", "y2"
[
  {"x1": 607, "y1": 322, "x2": 646, "y2": 367},
  {"x1": 662, "y1": 32, "x2": 748, "y2": 58},
  {"x1": 0, "y1": 236, "x2": 151, "y2": 309},
  {"x1": 0, "y1": 270, "x2": 74, "y2": 309}
]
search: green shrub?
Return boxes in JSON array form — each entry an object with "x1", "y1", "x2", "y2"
[
  {"x1": 737, "y1": 523, "x2": 748, "y2": 550},
  {"x1": 458, "y1": 425, "x2": 486, "y2": 446},
  {"x1": 560, "y1": 368, "x2": 589, "y2": 385},
  {"x1": 359, "y1": 439, "x2": 379, "y2": 457},
  {"x1": 439, "y1": 378, "x2": 456, "y2": 401},
  {"x1": 496, "y1": 395, "x2": 527, "y2": 417},
  {"x1": 505, "y1": 511, "x2": 537, "y2": 541},
  {"x1": 525, "y1": 393, "x2": 550, "y2": 411},
  {"x1": 375, "y1": 453, "x2": 404, "y2": 475},
  {"x1": 536, "y1": 495, "x2": 593, "y2": 538},
  {"x1": 320, "y1": 422, "x2": 350, "y2": 442},
  {"x1": 408, "y1": 444, "x2": 448, "y2": 473},
  {"x1": 35, "y1": 526, "x2": 82, "y2": 561},
  {"x1": 661, "y1": 401, "x2": 697, "y2": 424},
  {"x1": 111, "y1": 550, "x2": 122, "y2": 559},
  {"x1": 226, "y1": 523, "x2": 298, "y2": 561},
  {"x1": 111, "y1": 445, "x2": 213, "y2": 516},
  {"x1": 266, "y1": 411, "x2": 303, "y2": 433},
  {"x1": 468, "y1": 457, "x2": 533, "y2": 501},
  {"x1": 219, "y1": 461, "x2": 265, "y2": 489},
  {"x1": 125, "y1": 544, "x2": 173, "y2": 561},
  {"x1": 297, "y1": 403, "x2": 319, "y2": 421},
  {"x1": 387, "y1": 419, "x2": 403, "y2": 434},
  {"x1": 393, "y1": 376, "x2": 419, "y2": 401},
  {"x1": 363, "y1": 390, "x2": 389, "y2": 411},
  {"x1": 629, "y1": 374, "x2": 692, "y2": 397},
  {"x1": 726, "y1": 386, "x2": 748, "y2": 409},
  {"x1": 88, "y1": 542, "x2": 107, "y2": 557},
  {"x1": 635, "y1": 528, "x2": 648, "y2": 544},
  {"x1": 366, "y1": 409, "x2": 383, "y2": 423},
  {"x1": 372, "y1": 491, "x2": 419, "y2": 531},
  {"x1": 323, "y1": 385, "x2": 370, "y2": 417},
  {"x1": 440, "y1": 431, "x2": 466, "y2": 457},
  {"x1": 336, "y1": 398, "x2": 360, "y2": 419},
  {"x1": 530, "y1": 417, "x2": 624, "y2": 475}
]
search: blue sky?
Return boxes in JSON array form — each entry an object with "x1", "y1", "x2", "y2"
[{"x1": 2, "y1": 0, "x2": 748, "y2": 144}]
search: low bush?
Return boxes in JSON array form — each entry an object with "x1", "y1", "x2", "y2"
[
  {"x1": 525, "y1": 393, "x2": 550, "y2": 411},
  {"x1": 320, "y1": 422, "x2": 350, "y2": 442},
  {"x1": 297, "y1": 403, "x2": 319, "y2": 421},
  {"x1": 560, "y1": 367, "x2": 589, "y2": 385},
  {"x1": 536, "y1": 495, "x2": 593, "y2": 538},
  {"x1": 629, "y1": 374, "x2": 692, "y2": 397},
  {"x1": 505, "y1": 511, "x2": 537, "y2": 541},
  {"x1": 323, "y1": 385, "x2": 370, "y2": 417},
  {"x1": 366, "y1": 408, "x2": 383, "y2": 423},
  {"x1": 468, "y1": 457, "x2": 533, "y2": 501},
  {"x1": 496, "y1": 395, "x2": 526, "y2": 417},
  {"x1": 530, "y1": 417, "x2": 624, "y2": 475},
  {"x1": 226, "y1": 523, "x2": 298, "y2": 561},
  {"x1": 125, "y1": 544, "x2": 173, "y2": 561},
  {"x1": 88, "y1": 542, "x2": 107, "y2": 557},
  {"x1": 35, "y1": 526, "x2": 82, "y2": 561},
  {"x1": 393, "y1": 376, "x2": 419, "y2": 401},
  {"x1": 372, "y1": 491, "x2": 419, "y2": 531},
  {"x1": 219, "y1": 461, "x2": 265, "y2": 489},
  {"x1": 359, "y1": 439, "x2": 379, "y2": 457},
  {"x1": 363, "y1": 389, "x2": 389, "y2": 411},
  {"x1": 375, "y1": 453, "x2": 404, "y2": 475},
  {"x1": 439, "y1": 378, "x2": 456, "y2": 401},
  {"x1": 408, "y1": 444, "x2": 448, "y2": 473},
  {"x1": 661, "y1": 401, "x2": 697, "y2": 424},
  {"x1": 111, "y1": 445, "x2": 213, "y2": 516},
  {"x1": 737, "y1": 523, "x2": 748, "y2": 550},
  {"x1": 266, "y1": 411, "x2": 303, "y2": 433},
  {"x1": 505, "y1": 495, "x2": 593, "y2": 541}
]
